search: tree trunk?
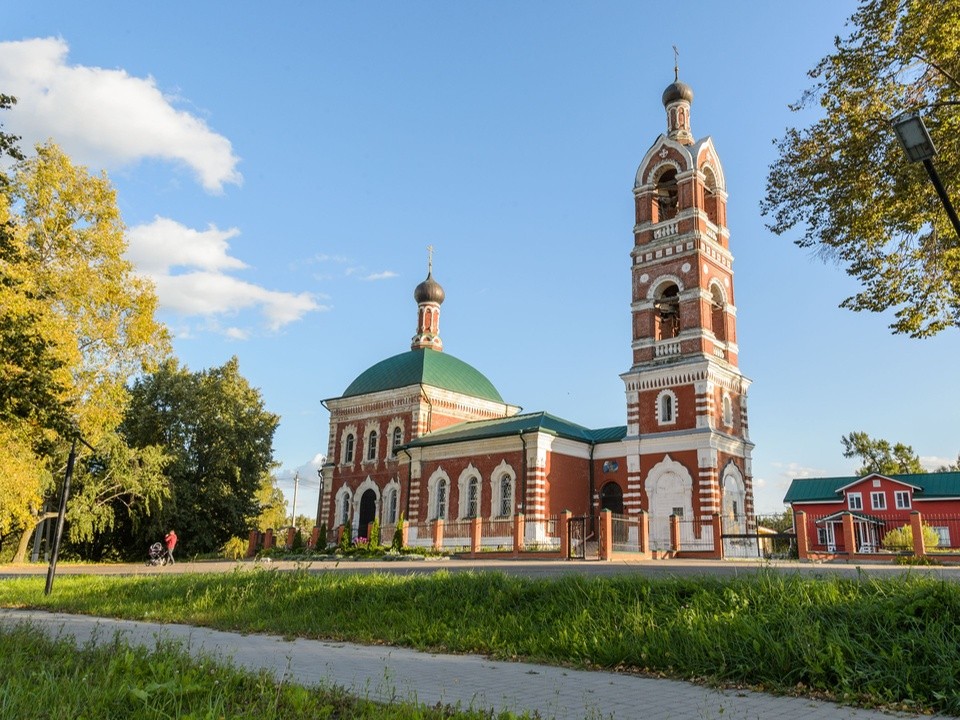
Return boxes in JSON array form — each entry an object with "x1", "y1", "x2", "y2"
[{"x1": 12, "y1": 512, "x2": 58, "y2": 564}]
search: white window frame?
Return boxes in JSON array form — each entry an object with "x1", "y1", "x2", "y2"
[
  {"x1": 870, "y1": 491, "x2": 886, "y2": 511},
  {"x1": 817, "y1": 527, "x2": 828, "y2": 546},
  {"x1": 434, "y1": 478, "x2": 448, "y2": 520},
  {"x1": 847, "y1": 492, "x2": 863, "y2": 511},
  {"x1": 391, "y1": 426, "x2": 403, "y2": 457},
  {"x1": 366, "y1": 430, "x2": 377, "y2": 462},
  {"x1": 721, "y1": 393, "x2": 733, "y2": 427},
  {"x1": 498, "y1": 475, "x2": 513, "y2": 517},
  {"x1": 894, "y1": 490, "x2": 911, "y2": 509},
  {"x1": 344, "y1": 433, "x2": 355, "y2": 464},
  {"x1": 656, "y1": 389, "x2": 678, "y2": 426},
  {"x1": 932, "y1": 526, "x2": 951, "y2": 547},
  {"x1": 466, "y1": 477, "x2": 479, "y2": 518}
]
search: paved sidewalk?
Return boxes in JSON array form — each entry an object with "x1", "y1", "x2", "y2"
[{"x1": 0, "y1": 609, "x2": 923, "y2": 719}]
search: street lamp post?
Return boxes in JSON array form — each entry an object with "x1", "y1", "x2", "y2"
[{"x1": 891, "y1": 112, "x2": 960, "y2": 241}]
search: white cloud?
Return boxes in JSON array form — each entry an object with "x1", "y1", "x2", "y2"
[
  {"x1": 921, "y1": 455, "x2": 958, "y2": 471},
  {"x1": 771, "y1": 461, "x2": 825, "y2": 480},
  {"x1": 363, "y1": 271, "x2": 399, "y2": 281},
  {"x1": 127, "y1": 217, "x2": 326, "y2": 333},
  {"x1": 127, "y1": 217, "x2": 246, "y2": 274},
  {"x1": 0, "y1": 37, "x2": 240, "y2": 193}
]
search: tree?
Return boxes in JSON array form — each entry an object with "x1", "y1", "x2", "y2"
[
  {"x1": 841, "y1": 431, "x2": 925, "y2": 475},
  {"x1": 255, "y1": 474, "x2": 289, "y2": 532},
  {"x1": 122, "y1": 358, "x2": 279, "y2": 555},
  {"x1": 936, "y1": 454, "x2": 960, "y2": 472},
  {"x1": 1, "y1": 139, "x2": 170, "y2": 558},
  {"x1": 762, "y1": 0, "x2": 960, "y2": 337}
]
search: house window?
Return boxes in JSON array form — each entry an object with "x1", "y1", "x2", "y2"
[
  {"x1": 870, "y1": 491, "x2": 886, "y2": 511},
  {"x1": 932, "y1": 527, "x2": 951, "y2": 547},
  {"x1": 499, "y1": 475, "x2": 513, "y2": 517},
  {"x1": 391, "y1": 427, "x2": 402, "y2": 456},
  {"x1": 671, "y1": 506, "x2": 684, "y2": 518},
  {"x1": 367, "y1": 431, "x2": 377, "y2": 461},
  {"x1": 817, "y1": 528, "x2": 828, "y2": 546},
  {"x1": 895, "y1": 490, "x2": 911, "y2": 509},
  {"x1": 434, "y1": 478, "x2": 447, "y2": 520},
  {"x1": 344, "y1": 434, "x2": 355, "y2": 463},
  {"x1": 466, "y1": 477, "x2": 479, "y2": 517},
  {"x1": 847, "y1": 493, "x2": 863, "y2": 511},
  {"x1": 340, "y1": 494, "x2": 350, "y2": 526}
]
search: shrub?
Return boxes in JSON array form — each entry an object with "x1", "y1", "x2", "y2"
[
  {"x1": 337, "y1": 525, "x2": 352, "y2": 554},
  {"x1": 316, "y1": 522, "x2": 328, "y2": 551},
  {"x1": 221, "y1": 536, "x2": 248, "y2": 560},
  {"x1": 291, "y1": 528, "x2": 305, "y2": 552},
  {"x1": 391, "y1": 514, "x2": 405, "y2": 551},
  {"x1": 882, "y1": 523, "x2": 940, "y2": 552},
  {"x1": 369, "y1": 518, "x2": 381, "y2": 548}
]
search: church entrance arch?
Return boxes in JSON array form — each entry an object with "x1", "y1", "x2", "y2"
[
  {"x1": 645, "y1": 457, "x2": 693, "y2": 552},
  {"x1": 600, "y1": 482, "x2": 624, "y2": 514},
  {"x1": 358, "y1": 489, "x2": 377, "y2": 538}
]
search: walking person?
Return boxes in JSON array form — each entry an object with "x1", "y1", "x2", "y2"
[{"x1": 164, "y1": 529, "x2": 178, "y2": 565}]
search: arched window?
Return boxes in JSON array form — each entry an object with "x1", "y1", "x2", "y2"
[
  {"x1": 367, "y1": 431, "x2": 377, "y2": 461},
  {"x1": 340, "y1": 493, "x2": 350, "y2": 527},
  {"x1": 657, "y1": 390, "x2": 677, "y2": 425},
  {"x1": 391, "y1": 426, "x2": 403, "y2": 456},
  {"x1": 435, "y1": 478, "x2": 447, "y2": 520},
  {"x1": 499, "y1": 475, "x2": 513, "y2": 517},
  {"x1": 386, "y1": 488, "x2": 399, "y2": 524},
  {"x1": 722, "y1": 394, "x2": 733, "y2": 427},
  {"x1": 655, "y1": 283, "x2": 680, "y2": 340},
  {"x1": 703, "y1": 166, "x2": 720, "y2": 226},
  {"x1": 710, "y1": 285, "x2": 726, "y2": 342},
  {"x1": 344, "y1": 434, "x2": 355, "y2": 463},
  {"x1": 466, "y1": 477, "x2": 479, "y2": 517},
  {"x1": 655, "y1": 167, "x2": 679, "y2": 222}
]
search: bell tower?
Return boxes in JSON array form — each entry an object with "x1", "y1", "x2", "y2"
[{"x1": 620, "y1": 75, "x2": 754, "y2": 533}]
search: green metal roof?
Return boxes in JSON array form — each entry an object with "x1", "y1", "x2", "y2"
[
  {"x1": 784, "y1": 472, "x2": 960, "y2": 504},
  {"x1": 341, "y1": 349, "x2": 504, "y2": 403},
  {"x1": 404, "y1": 411, "x2": 626, "y2": 448}
]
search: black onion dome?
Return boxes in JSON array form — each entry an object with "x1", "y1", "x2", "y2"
[
  {"x1": 662, "y1": 80, "x2": 694, "y2": 106},
  {"x1": 414, "y1": 272, "x2": 445, "y2": 304}
]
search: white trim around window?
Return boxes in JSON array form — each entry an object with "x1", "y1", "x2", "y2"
[
  {"x1": 847, "y1": 492, "x2": 863, "y2": 511},
  {"x1": 894, "y1": 490, "x2": 911, "y2": 509},
  {"x1": 870, "y1": 491, "x2": 886, "y2": 511}
]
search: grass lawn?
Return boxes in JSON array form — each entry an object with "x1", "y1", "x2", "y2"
[{"x1": 1, "y1": 567, "x2": 958, "y2": 714}]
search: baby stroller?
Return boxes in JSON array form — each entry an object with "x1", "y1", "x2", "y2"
[{"x1": 147, "y1": 542, "x2": 169, "y2": 566}]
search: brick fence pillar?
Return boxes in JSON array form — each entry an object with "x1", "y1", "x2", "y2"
[
  {"x1": 711, "y1": 513, "x2": 723, "y2": 559},
  {"x1": 513, "y1": 513, "x2": 525, "y2": 555},
  {"x1": 794, "y1": 511, "x2": 810, "y2": 560},
  {"x1": 432, "y1": 519, "x2": 444, "y2": 552},
  {"x1": 309, "y1": 526, "x2": 320, "y2": 549},
  {"x1": 285, "y1": 527, "x2": 296, "y2": 549},
  {"x1": 842, "y1": 512, "x2": 856, "y2": 555},
  {"x1": 264, "y1": 528, "x2": 274, "y2": 550},
  {"x1": 638, "y1": 510, "x2": 651, "y2": 559},
  {"x1": 246, "y1": 530, "x2": 259, "y2": 558},
  {"x1": 910, "y1": 510, "x2": 926, "y2": 558},
  {"x1": 599, "y1": 509, "x2": 613, "y2": 561},
  {"x1": 470, "y1": 516, "x2": 482, "y2": 557}
]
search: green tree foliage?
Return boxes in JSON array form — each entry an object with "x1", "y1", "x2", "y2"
[
  {"x1": 1, "y1": 133, "x2": 169, "y2": 559},
  {"x1": 762, "y1": 0, "x2": 960, "y2": 337},
  {"x1": 842, "y1": 431, "x2": 925, "y2": 475},
  {"x1": 882, "y1": 523, "x2": 940, "y2": 551},
  {"x1": 255, "y1": 475, "x2": 288, "y2": 532},
  {"x1": 122, "y1": 358, "x2": 279, "y2": 555}
]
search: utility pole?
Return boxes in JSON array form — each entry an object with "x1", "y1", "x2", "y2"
[{"x1": 290, "y1": 471, "x2": 300, "y2": 528}]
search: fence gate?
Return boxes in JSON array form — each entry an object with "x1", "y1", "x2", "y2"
[{"x1": 568, "y1": 515, "x2": 587, "y2": 559}]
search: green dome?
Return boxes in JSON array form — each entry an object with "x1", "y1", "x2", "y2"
[{"x1": 342, "y1": 349, "x2": 504, "y2": 403}]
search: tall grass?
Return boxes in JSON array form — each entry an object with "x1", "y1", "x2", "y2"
[
  {"x1": 2, "y1": 568, "x2": 958, "y2": 713},
  {"x1": 0, "y1": 623, "x2": 528, "y2": 719}
]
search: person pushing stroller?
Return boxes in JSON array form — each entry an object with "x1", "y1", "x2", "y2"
[{"x1": 164, "y1": 529, "x2": 178, "y2": 565}]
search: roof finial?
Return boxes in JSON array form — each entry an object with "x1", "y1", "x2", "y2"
[
  {"x1": 427, "y1": 244, "x2": 434, "y2": 275},
  {"x1": 672, "y1": 45, "x2": 679, "y2": 82}
]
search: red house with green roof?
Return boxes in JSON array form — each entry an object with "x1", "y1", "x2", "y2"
[
  {"x1": 784, "y1": 472, "x2": 960, "y2": 553},
  {"x1": 317, "y1": 75, "x2": 756, "y2": 551}
]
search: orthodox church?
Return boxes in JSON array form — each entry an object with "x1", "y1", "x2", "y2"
[{"x1": 317, "y1": 75, "x2": 755, "y2": 549}]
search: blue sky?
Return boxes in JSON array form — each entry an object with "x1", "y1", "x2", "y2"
[{"x1": 4, "y1": 2, "x2": 958, "y2": 517}]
